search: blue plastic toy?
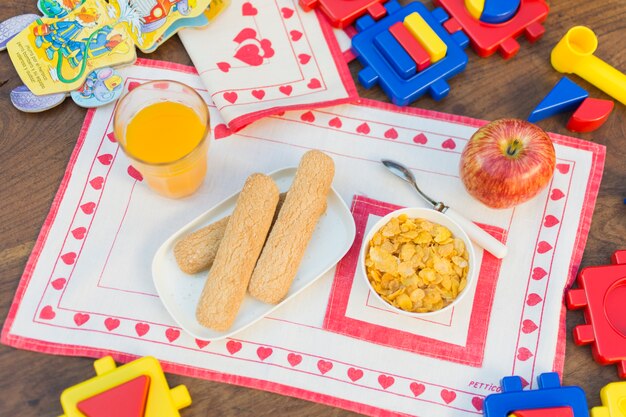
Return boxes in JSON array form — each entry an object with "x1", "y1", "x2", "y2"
[
  {"x1": 483, "y1": 372, "x2": 589, "y2": 417},
  {"x1": 481, "y1": 0, "x2": 521, "y2": 24},
  {"x1": 352, "y1": 0, "x2": 469, "y2": 105},
  {"x1": 373, "y1": 30, "x2": 417, "y2": 79},
  {"x1": 528, "y1": 77, "x2": 589, "y2": 122}
]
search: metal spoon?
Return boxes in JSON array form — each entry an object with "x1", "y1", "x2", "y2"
[{"x1": 382, "y1": 159, "x2": 508, "y2": 259}]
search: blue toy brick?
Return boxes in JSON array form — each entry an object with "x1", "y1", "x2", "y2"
[
  {"x1": 483, "y1": 372, "x2": 590, "y2": 417},
  {"x1": 352, "y1": 0, "x2": 469, "y2": 105},
  {"x1": 528, "y1": 77, "x2": 589, "y2": 123},
  {"x1": 374, "y1": 31, "x2": 417, "y2": 79},
  {"x1": 481, "y1": 0, "x2": 521, "y2": 24}
]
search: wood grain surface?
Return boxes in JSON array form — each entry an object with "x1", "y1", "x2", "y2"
[{"x1": 1, "y1": 1, "x2": 625, "y2": 416}]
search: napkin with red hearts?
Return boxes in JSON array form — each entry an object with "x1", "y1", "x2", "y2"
[
  {"x1": 178, "y1": 0, "x2": 357, "y2": 131},
  {"x1": 2, "y1": 60, "x2": 605, "y2": 417}
]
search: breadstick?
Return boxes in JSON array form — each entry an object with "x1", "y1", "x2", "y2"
[
  {"x1": 196, "y1": 174, "x2": 279, "y2": 331},
  {"x1": 248, "y1": 150, "x2": 335, "y2": 304},
  {"x1": 174, "y1": 193, "x2": 286, "y2": 274}
]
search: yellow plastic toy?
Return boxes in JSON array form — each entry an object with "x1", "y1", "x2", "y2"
[
  {"x1": 403, "y1": 12, "x2": 447, "y2": 63},
  {"x1": 58, "y1": 356, "x2": 191, "y2": 417},
  {"x1": 464, "y1": 0, "x2": 485, "y2": 20},
  {"x1": 551, "y1": 26, "x2": 626, "y2": 105},
  {"x1": 590, "y1": 381, "x2": 626, "y2": 417}
]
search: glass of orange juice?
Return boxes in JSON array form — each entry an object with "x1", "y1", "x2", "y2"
[{"x1": 113, "y1": 80, "x2": 210, "y2": 199}]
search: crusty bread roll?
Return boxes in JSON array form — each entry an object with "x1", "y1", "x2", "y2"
[
  {"x1": 174, "y1": 194, "x2": 286, "y2": 274},
  {"x1": 248, "y1": 150, "x2": 335, "y2": 304},
  {"x1": 196, "y1": 174, "x2": 279, "y2": 331}
]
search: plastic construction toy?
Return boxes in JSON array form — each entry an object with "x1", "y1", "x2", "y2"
[
  {"x1": 590, "y1": 381, "x2": 626, "y2": 417},
  {"x1": 528, "y1": 77, "x2": 589, "y2": 123},
  {"x1": 352, "y1": 0, "x2": 469, "y2": 106},
  {"x1": 551, "y1": 26, "x2": 626, "y2": 105},
  {"x1": 566, "y1": 98, "x2": 614, "y2": 133},
  {"x1": 58, "y1": 356, "x2": 191, "y2": 417},
  {"x1": 511, "y1": 407, "x2": 574, "y2": 417},
  {"x1": 433, "y1": 0, "x2": 549, "y2": 59},
  {"x1": 299, "y1": 0, "x2": 387, "y2": 29},
  {"x1": 566, "y1": 250, "x2": 626, "y2": 378},
  {"x1": 464, "y1": 0, "x2": 521, "y2": 24},
  {"x1": 483, "y1": 372, "x2": 589, "y2": 417}
]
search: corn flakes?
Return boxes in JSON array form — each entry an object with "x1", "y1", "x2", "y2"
[{"x1": 365, "y1": 215, "x2": 470, "y2": 313}]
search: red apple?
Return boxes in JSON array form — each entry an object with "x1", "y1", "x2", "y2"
[{"x1": 459, "y1": 119, "x2": 556, "y2": 209}]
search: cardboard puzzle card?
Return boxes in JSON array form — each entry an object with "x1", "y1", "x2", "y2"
[{"x1": 7, "y1": 0, "x2": 136, "y2": 95}]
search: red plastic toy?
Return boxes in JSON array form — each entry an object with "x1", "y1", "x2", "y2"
[
  {"x1": 299, "y1": 0, "x2": 387, "y2": 28},
  {"x1": 511, "y1": 407, "x2": 574, "y2": 417},
  {"x1": 566, "y1": 98, "x2": 614, "y2": 133},
  {"x1": 566, "y1": 250, "x2": 626, "y2": 378},
  {"x1": 433, "y1": 0, "x2": 549, "y2": 59},
  {"x1": 388, "y1": 21, "x2": 431, "y2": 71},
  {"x1": 77, "y1": 375, "x2": 150, "y2": 417}
]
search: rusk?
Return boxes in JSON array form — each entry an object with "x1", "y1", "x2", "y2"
[
  {"x1": 248, "y1": 150, "x2": 335, "y2": 304},
  {"x1": 196, "y1": 174, "x2": 279, "y2": 331},
  {"x1": 174, "y1": 194, "x2": 286, "y2": 274}
]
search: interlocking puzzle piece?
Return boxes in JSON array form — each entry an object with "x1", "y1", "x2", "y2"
[
  {"x1": 59, "y1": 356, "x2": 192, "y2": 417},
  {"x1": 566, "y1": 98, "x2": 614, "y2": 133},
  {"x1": 299, "y1": 0, "x2": 387, "y2": 29},
  {"x1": 388, "y1": 22, "x2": 431, "y2": 71},
  {"x1": 590, "y1": 381, "x2": 626, "y2": 417},
  {"x1": 374, "y1": 30, "x2": 416, "y2": 79},
  {"x1": 511, "y1": 407, "x2": 574, "y2": 417},
  {"x1": 76, "y1": 375, "x2": 150, "y2": 417},
  {"x1": 404, "y1": 12, "x2": 447, "y2": 63},
  {"x1": 480, "y1": 0, "x2": 520, "y2": 24},
  {"x1": 566, "y1": 250, "x2": 626, "y2": 378},
  {"x1": 352, "y1": 0, "x2": 469, "y2": 105},
  {"x1": 528, "y1": 77, "x2": 589, "y2": 123},
  {"x1": 434, "y1": 0, "x2": 549, "y2": 59},
  {"x1": 483, "y1": 372, "x2": 589, "y2": 417},
  {"x1": 0, "y1": 14, "x2": 40, "y2": 51}
]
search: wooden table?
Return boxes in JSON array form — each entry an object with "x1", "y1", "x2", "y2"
[{"x1": 1, "y1": 1, "x2": 625, "y2": 415}]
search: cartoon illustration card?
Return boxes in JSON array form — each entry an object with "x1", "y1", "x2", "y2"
[
  {"x1": 142, "y1": 0, "x2": 230, "y2": 53},
  {"x1": 7, "y1": 0, "x2": 136, "y2": 95},
  {"x1": 108, "y1": 0, "x2": 215, "y2": 52}
]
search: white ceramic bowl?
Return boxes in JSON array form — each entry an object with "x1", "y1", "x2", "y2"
[{"x1": 360, "y1": 207, "x2": 477, "y2": 317}]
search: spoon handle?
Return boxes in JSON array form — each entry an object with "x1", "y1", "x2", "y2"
[{"x1": 444, "y1": 207, "x2": 508, "y2": 259}]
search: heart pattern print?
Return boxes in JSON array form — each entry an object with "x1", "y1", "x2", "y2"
[
  {"x1": 178, "y1": 0, "x2": 356, "y2": 131},
  {"x1": 1, "y1": 61, "x2": 605, "y2": 417}
]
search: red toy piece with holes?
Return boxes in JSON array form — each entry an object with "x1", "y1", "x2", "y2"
[
  {"x1": 433, "y1": 0, "x2": 549, "y2": 59},
  {"x1": 566, "y1": 250, "x2": 626, "y2": 378},
  {"x1": 566, "y1": 98, "x2": 614, "y2": 133},
  {"x1": 299, "y1": 0, "x2": 388, "y2": 28}
]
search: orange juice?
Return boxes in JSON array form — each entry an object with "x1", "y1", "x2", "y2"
[
  {"x1": 114, "y1": 80, "x2": 211, "y2": 199},
  {"x1": 126, "y1": 102, "x2": 206, "y2": 164}
]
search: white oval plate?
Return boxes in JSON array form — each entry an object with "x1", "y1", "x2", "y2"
[{"x1": 152, "y1": 167, "x2": 356, "y2": 340}]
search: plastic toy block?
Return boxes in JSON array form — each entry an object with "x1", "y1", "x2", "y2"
[
  {"x1": 552, "y1": 26, "x2": 626, "y2": 106},
  {"x1": 481, "y1": 0, "x2": 520, "y2": 24},
  {"x1": 511, "y1": 407, "x2": 574, "y2": 417},
  {"x1": 403, "y1": 12, "x2": 448, "y2": 63},
  {"x1": 566, "y1": 251, "x2": 626, "y2": 378},
  {"x1": 59, "y1": 356, "x2": 192, "y2": 417},
  {"x1": 374, "y1": 30, "x2": 417, "y2": 79},
  {"x1": 528, "y1": 77, "x2": 589, "y2": 123},
  {"x1": 433, "y1": 0, "x2": 549, "y2": 59},
  {"x1": 483, "y1": 372, "x2": 589, "y2": 417},
  {"x1": 590, "y1": 381, "x2": 626, "y2": 417},
  {"x1": 76, "y1": 375, "x2": 150, "y2": 417},
  {"x1": 566, "y1": 98, "x2": 614, "y2": 133},
  {"x1": 389, "y1": 22, "x2": 431, "y2": 71},
  {"x1": 352, "y1": 0, "x2": 469, "y2": 105},
  {"x1": 464, "y1": 0, "x2": 484, "y2": 19},
  {"x1": 299, "y1": 0, "x2": 387, "y2": 29}
]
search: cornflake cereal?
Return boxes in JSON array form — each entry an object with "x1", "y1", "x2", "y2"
[{"x1": 365, "y1": 215, "x2": 470, "y2": 313}]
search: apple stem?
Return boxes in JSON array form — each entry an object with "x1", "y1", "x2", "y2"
[{"x1": 506, "y1": 140, "x2": 522, "y2": 157}]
